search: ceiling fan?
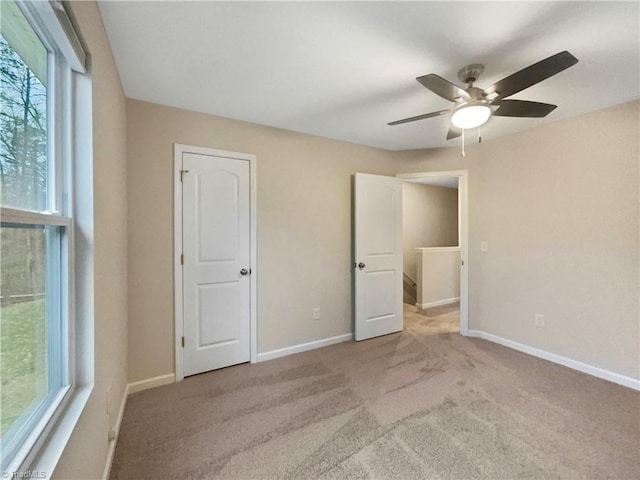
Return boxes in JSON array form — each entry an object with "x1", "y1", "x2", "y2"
[{"x1": 388, "y1": 51, "x2": 579, "y2": 140}]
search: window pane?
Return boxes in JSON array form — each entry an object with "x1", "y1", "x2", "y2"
[
  {"x1": 0, "y1": 224, "x2": 54, "y2": 455},
  {"x1": 0, "y1": 0, "x2": 49, "y2": 211}
]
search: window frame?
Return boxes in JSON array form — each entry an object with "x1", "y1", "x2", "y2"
[{"x1": 1, "y1": 1, "x2": 78, "y2": 472}]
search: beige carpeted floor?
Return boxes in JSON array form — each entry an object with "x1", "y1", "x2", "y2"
[{"x1": 111, "y1": 305, "x2": 640, "y2": 479}]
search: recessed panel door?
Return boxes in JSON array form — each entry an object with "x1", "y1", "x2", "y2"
[
  {"x1": 354, "y1": 173, "x2": 403, "y2": 341},
  {"x1": 182, "y1": 152, "x2": 250, "y2": 376}
]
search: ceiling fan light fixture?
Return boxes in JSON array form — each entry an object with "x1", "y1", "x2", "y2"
[{"x1": 451, "y1": 103, "x2": 491, "y2": 129}]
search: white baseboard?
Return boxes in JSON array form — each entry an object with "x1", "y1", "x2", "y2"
[
  {"x1": 102, "y1": 384, "x2": 129, "y2": 480},
  {"x1": 467, "y1": 329, "x2": 640, "y2": 391},
  {"x1": 416, "y1": 297, "x2": 460, "y2": 309},
  {"x1": 127, "y1": 373, "x2": 176, "y2": 395},
  {"x1": 102, "y1": 373, "x2": 176, "y2": 478},
  {"x1": 257, "y1": 333, "x2": 353, "y2": 363}
]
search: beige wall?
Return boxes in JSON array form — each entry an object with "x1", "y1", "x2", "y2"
[
  {"x1": 402, "y1": 182, "x2": 458, "y2": 281},
  {"x1": 416, "y1": 248, "x2": 460, "y2": 307},
  {"x1": 53, "y1": 2, "x2": 128, "y2": 479},
  {"x1": 126, "y1": 99, "x2": 399, "y2": 382},
  {"x1": 396, "y1": 100, "x2": 640, "y2": 380}
]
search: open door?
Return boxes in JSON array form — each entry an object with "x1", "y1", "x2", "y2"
[{"x1": 354, "y1": 173, "x2": 404, "y2": 341}]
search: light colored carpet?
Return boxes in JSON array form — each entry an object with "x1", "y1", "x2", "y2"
[
  {"x1": 111, "y1": 306, "x2": 639, "y2": 479},
  {"x1": 403, "y1": 302, "x2": 459, "y2": 336}
]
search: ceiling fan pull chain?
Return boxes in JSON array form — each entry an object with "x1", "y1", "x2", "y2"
[
  {"x1": 478, "y1": 126, "x2": 482, "y2": 144},
  {"x1": 461, "y1": 129, "x2": 466, "y2": 157}
]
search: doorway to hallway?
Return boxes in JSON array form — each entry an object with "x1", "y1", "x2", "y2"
[{"x1": 398, "y1": 171, "x2": 468, "y2": 335}]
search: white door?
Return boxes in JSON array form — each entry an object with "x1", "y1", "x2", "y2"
[
  {"x1": 354, "y1": 173, "x2": 404, "y2": 341},
  {"x1": 181, "y1": 152, "x2": 251, "y2": 376}
]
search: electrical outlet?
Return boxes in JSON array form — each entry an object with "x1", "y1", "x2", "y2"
[
  {"x1": 313, "y1": 307, "x2": 320, "y2": 321},
  {"x1": 535, "y1": 313, "x2": 545, "y2": 327},
  {"x1": 480, "y1": 241, "x2": 489, "y2": 252}
]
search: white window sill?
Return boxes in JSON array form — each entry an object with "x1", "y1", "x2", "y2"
[{"x1": 28, "y1": 384, "x2": 93, "y2": 477}]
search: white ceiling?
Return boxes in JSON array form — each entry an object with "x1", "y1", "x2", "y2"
[{"x1": 98, "y1": 1, "x2": 639, "y2": 151}]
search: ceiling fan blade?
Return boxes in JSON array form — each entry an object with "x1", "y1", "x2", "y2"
[
  {"x1": 492, "y1": 99, "x2": 557, "y2": 117},
  {"x1": 388, "y1": 109, "x2": 450, "y2": 126},
  {"x1": 484, "y1": 51, "x2": 578, "y2": 100},
  {"x1": 416, "y1": 74, "x2": 470, "y2": 102},
  {"x1": 447, "y1": 126, "x2": 462, "y2": 140}
]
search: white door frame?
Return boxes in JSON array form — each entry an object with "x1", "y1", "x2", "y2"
[
  {"x1": 396, "y1": 170, "x2": 469, "y2": 336},
  {"x1": 174, "y1": 144, "x2": 258, "y2": 382}
]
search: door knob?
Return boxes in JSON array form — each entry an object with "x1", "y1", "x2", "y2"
[
  {"x1": 240, "y1": 268, "x2": 251, "y2": 276},
  {"x1": 358, "y1": 262, "x2": 365, "y2": 269}
]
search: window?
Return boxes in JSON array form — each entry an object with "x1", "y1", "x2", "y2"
[{"x1": 1, "y1": 0, "x2": 86, "y2": 472}]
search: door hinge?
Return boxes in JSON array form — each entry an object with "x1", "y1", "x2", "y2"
[
  {"x1": 181, "y1": 336, "x2": 185, "y2": 348},
  {"x1": 461, "y1": 260, "x2": 464, "y2": 266},
  {"x1": 180, "y1": 253, "x2": 184, "y2": 265},
  {"x1": 180, "y1": 169, "x2": 189, "y2": 182}
]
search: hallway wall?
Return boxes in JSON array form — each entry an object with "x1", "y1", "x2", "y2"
[{"x1": 402, "y1": 182, "x2": 458, "y2": 282}]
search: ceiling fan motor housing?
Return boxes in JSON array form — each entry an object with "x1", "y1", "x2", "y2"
[{"x1": 465, "y1": 86, "x2": 486, "y2": 101}]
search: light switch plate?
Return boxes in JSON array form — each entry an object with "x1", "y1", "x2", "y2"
[{"x1": 480, "y1": 241, "x2": 489, "y2": 252}]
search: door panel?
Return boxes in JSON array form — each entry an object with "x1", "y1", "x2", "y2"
[
  {"x1": 354, "y1": 173, "x2": 403, "y2": 341},
  {"x1": 197, "y1": 282, "x2": 239, "y2": 347},
  {"x1": 183, "y1": 152, "x2": 251, "y2": 376},
  {"x1": 365, "y1": 270, "x2": 397, "y2": 319},
  {"x1": 197, "y1": 171, "x2": 239, "y2": 262},
  {"x1": 364, "y1": 185, "x2": 397, "y2": 255}
]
